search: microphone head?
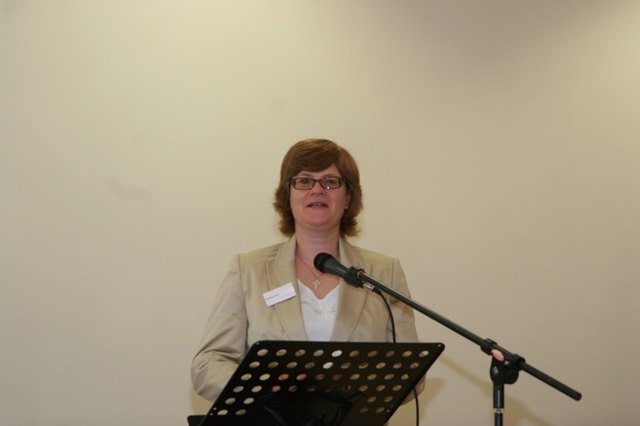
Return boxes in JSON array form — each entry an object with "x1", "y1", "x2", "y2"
[
  {"x1": 313, "y1": 252, "x2": 364, "y2": 288},
  {"x1": 313, "y1": 252, "x2": 334, "y2": 273}
]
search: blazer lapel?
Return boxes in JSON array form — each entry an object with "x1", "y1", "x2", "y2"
[
  {"x1": 267, "y1": 236, "x2": 309, "y2": 341},
  {"x1": 331, "y1": 238, "x2": 369, "y2": 341}
]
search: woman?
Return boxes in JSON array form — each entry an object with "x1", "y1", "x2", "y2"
[{"x1": 191, "y1": 138, "x2": 422, "y2": 403}]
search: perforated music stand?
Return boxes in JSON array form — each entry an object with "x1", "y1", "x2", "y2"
[{"x1": 195, "y1": 340, "x2": 444, "y2": 426}]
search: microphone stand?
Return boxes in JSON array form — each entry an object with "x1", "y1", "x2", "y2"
[{"x1": 346, "y1": 267, "x2": 582, "y2": 425}]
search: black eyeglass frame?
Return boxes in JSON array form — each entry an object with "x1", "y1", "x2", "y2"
[{"x1": 289, "y1": 176, "x2": 345, "y2": 190}]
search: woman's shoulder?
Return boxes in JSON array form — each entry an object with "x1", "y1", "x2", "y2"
[
  {"x1": 235, "y1": 238, "x2": 294, "y2": 266},
  {"x1": 345, "y1": 240, "x2": 398, "y2": 265},
  {"x1": 345, "y1": 242, "x2": 407, "y2": 283},
  {"x1": 238, "y1": 242, "x2": 284, "y2": 261}
]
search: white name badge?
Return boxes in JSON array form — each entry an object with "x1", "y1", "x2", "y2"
[{"x1": 263, "y1": 282, "x2": 297, "y2": 307}]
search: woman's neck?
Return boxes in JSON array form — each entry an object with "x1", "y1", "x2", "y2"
[{"x1": 294, "y1": 232, "x2": 340, "y2": 264}]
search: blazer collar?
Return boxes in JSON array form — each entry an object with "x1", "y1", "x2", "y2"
[
  {"x1": 332, "y1": 237, "x2": 370, "y2": 341},
  {"x1": 268, "y1": 235, "x2": 371, "y2": 342},
  {"x1": 268, "y1": 236, "x2": 307, "y2": 340}
]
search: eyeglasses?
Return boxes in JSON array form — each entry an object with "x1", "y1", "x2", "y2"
[{"x1": 290, "y1": 176, "x2": 345, "y2": 190}]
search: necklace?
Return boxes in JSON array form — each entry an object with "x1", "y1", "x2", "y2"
[{"x1": 296, "y1": 254, "x2": 323, "y2": 290}]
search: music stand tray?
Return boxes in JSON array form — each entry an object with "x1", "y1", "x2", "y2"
[{"x1": 195, "y1": 340, "x2": 444, "y2": 426}]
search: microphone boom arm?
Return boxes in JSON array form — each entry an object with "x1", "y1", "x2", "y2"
[{"x1": 353, "y1": 268, "x2": 582, "y2": 402}]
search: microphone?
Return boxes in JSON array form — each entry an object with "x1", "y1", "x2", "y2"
[{"x1": 314, "y1": 253, "x2": 364, "y2": 288}]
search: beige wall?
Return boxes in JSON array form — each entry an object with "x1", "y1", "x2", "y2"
[{"x1": 1, "y1": 1, "x2": 639, "y2": 425}]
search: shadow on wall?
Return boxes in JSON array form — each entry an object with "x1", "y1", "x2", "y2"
[{"x1": 437, "y1": 354, "x2": 553, "y2": 426}]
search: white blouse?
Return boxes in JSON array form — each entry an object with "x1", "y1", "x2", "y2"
[{"x1": 298, "y1": 280, "x2": 339, "y2": 341}]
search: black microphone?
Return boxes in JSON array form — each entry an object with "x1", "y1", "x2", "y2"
[{"x1": 314, "y1": 253, "x2": 364, "y2": 288}]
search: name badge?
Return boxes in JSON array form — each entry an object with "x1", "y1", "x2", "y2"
[{"x1": 263, "y1": 282, "x2": 297, "y2": 307}]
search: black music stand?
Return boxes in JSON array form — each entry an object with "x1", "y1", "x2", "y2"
[{"x1": 193, "y1": 340, "x2": 444, "y2": 426}]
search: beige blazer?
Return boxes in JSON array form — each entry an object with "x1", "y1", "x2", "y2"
[{"x1": 191, "y1": 236, "x2": 421, "y2": 402}]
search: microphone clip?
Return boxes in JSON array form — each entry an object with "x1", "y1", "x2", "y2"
[{"x1": 342, "y1": 267, "x2": 364, "y2": 288}]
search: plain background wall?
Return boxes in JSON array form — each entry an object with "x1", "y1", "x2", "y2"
[{"x1": 1, "y1": 1, "x2": 639, "y2": 425}]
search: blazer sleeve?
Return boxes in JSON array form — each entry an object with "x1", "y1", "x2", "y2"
[{"x1": 191, "y1": 255, "x2": 248, "y2": 402}]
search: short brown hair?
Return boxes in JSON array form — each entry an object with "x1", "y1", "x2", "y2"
[{"x1": 273, "y1": 139, "x2": 363, "y2": 237}]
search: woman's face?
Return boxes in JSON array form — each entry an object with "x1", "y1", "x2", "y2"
[{"x1": 289, "y1": 164, "x2": 350, "y2": 237}]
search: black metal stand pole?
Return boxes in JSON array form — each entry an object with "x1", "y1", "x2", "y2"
[{"x1": 489, "y1": 351, "x2": 520, "y2": 426}]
